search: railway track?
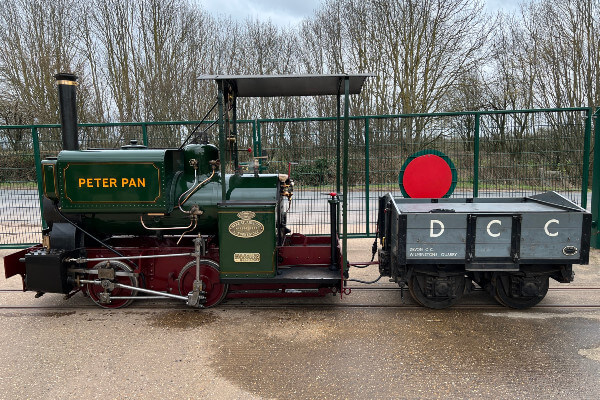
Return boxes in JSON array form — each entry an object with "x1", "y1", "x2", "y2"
[
  {"x1": 1, "y1": 286, "x2": 599, "y2": 310},
  {"x1": 2, "y1": 287, "x2": 600, "y2": 293},
  {"x1": 1, "y1": 303, "x2": 600, "y2": 311},
  {"x1": 346, "y1": 286, "x2": 600, "y2": 291}
]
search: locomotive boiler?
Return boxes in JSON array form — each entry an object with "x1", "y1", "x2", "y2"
[{"x1": 2, "y1": 73, "x2": 592, "y2": 309}]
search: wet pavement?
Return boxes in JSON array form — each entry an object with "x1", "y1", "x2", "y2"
[
  {"x1": 0, "y1": 242, "x2": 599, "y2": 399},
  {"x1": 208, "y1": 308, "x2": 600, "y2": 399}
]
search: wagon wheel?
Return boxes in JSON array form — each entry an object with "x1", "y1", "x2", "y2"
[
  {"x1": 87, "y1": 261, "x2": 138, "y2": 309},
  {"x1": 407, "y1": 282, "x2": 424, "y2": 306},
  {"x1": 178, "y1": 260, "x2": 228, "y2": 307},
  {"x1": 408, "y1": 272, "x2": 465, "y2": 309},
  {"x1": 493, "y1": 273, "x2": 549, "y2": 309}
]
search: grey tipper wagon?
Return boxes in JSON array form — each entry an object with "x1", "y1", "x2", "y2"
[{"x1": 377, "y1": 191, "x2": 591, "y2": 309}]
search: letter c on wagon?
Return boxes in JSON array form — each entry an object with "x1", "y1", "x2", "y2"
[{"x1": 544, "y1": 219, "x2": 559, "y2": 237}]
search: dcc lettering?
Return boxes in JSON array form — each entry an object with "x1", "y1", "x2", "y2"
[
  {"x1": 544, "y1": 219, "x2": 559, "y2": 237},
  {"x1": 486, "y1": 219, "x2": 501, "y2": 237},
  {"x1": 426, "y1": 217, "x2": 561, "y2": 239}
]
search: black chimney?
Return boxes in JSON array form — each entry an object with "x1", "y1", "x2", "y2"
[{"x1": 55, "y1": 73, "x2": 79, "y2": 150}]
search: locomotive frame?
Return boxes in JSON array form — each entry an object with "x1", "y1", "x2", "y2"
[
  {"x1": 4, "y1": 73, "x2": 372, "y2": 308},
  {"x1": 2, "y1": 73, "x2": 592, "y2": 309}
]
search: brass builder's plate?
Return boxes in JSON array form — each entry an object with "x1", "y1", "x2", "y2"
[{"x1": 234, "y1": 253, "x2": 261, "y2": 263}]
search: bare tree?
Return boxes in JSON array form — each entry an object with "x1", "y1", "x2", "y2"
[
  {"x1": 1, "y1": 0, "x2": 596, "y2": 137},
  {"x1": 302, "y1": 1, "x2": 491, "y2": 111},
  {"x1": 0, "y1": 0, "x2": 94, "y2": 125},
  {"x1": 522, "y1": 0, "x2": 600, "y2": 109}
]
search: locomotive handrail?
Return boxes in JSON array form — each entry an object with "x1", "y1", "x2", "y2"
[{"x1": 140, "y1": 215, "x2": 197, "y2": 231}]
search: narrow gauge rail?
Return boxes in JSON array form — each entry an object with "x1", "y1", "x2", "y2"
[
  {"x1": 0, "y1": 286, "x2": 600, "y2": 294},
  {"x1": 3, "y1": 287, "x2": 600, "y2": 293},
  {"x1": 1, "y1": 287, "x2": 600, "y2": 310},
  {"x1": 344, "y1": 286, "x2": 600, "y2": 291},
  {"x1": 1, "y1": 303, "x2": 600, "y2": 311},
  {"x1": 2, "y1": 286, "x2": 600, "y2": 294}
]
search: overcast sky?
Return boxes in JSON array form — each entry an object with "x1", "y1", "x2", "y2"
[{"x1": 198, "y1": 0, "x2": 523, "y2": 27}]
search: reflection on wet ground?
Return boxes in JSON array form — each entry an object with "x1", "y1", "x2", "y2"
[
  {"x1": 148, "y1": 310, "x2": 219, "y2": 329},
  {"x1": 209, "y1": 308, "x2": 600, "y2": 399}
]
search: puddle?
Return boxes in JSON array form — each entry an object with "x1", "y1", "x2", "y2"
[
  {"x1": 211, "y1": 309, "x2": 600, "y2": 399},
  {"x1": 0, "y1": 311, "x2": 76, "y2": 318},
  {"x1": 485, "y1": 311, "x2": 600, "y2": 321},
  {"x1": 579, "y1": 347, "x2": 600, "y2": 362},
  {"x1": 148, "y1": 310, "x2": 218, "y2": 329}
]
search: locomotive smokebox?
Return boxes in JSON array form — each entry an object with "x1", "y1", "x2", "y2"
[{"x1": 55, "y1": 73, "x2": 79, "y2": 150}]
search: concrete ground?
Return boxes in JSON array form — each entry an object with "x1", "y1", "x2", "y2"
[{"x1": 0, "y1": 240, "x2": 599, "y2": 399}]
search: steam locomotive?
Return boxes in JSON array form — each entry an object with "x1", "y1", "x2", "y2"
[{"x1": 2, "y1": 73, "x2": 591, "y2": 309}]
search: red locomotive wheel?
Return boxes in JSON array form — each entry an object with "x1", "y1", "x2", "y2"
[
  {"x1": 178, "y1": 260, "x2": 228, "y2": 307},
  {"x1": 86, "y1": 261, "x2": 139, "y2": 309}
]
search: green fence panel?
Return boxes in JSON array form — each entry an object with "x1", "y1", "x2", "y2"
[
  {"x1": 0, "y1": 126, "x2": 43, "y2": 248},
  {"x1": 257, "y1": 109, "x2": 590, "y2": 237},
  {"x1": 0, "y1": 108, "x2": 593, "y2": 247}
]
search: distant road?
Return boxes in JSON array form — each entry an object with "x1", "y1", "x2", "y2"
[{"x1": 0, "y1": 188, "x2": 592, "y2": 243}]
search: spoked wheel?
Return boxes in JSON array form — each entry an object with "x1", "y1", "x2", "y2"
[
  {"x1": 408, "y1": 272, "x2": 466, "y2": 309},
  {"x1": 493, "y1": 273, "x2": 549, "y2": 309},
  {"x1": 178, "y1": 260, "x2": 228, "y2": 307},
  {"x1": 87, "y1": 261, "x2": 138, "y2": 309}
]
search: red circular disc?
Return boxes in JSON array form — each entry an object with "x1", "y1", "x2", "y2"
[
  {"x1": 402, "y1": 154, "x2": 452, "y2": 198},
  {"x1": 178, "y1": 261, "x2": 228, "y2": 307}
]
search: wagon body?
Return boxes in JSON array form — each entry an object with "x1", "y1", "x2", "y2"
[{"x1": 377, "y1": 191, "x2": 591, "y2": 308}]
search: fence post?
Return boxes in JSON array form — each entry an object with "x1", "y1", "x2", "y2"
[
  {"x1": 142, "y1": 123, "x2": 148, "y2": 146},
  {"x1": 473, "y1": 113, "x2": 480, "y2": 197},
  {"x1": 591, "y1": 107, "x2": 600, "y2": 248},
  {"x1": 336, "y1": 93, "x2": 341, "y2": 195},
  {"x1": 257, "y1": 120, "x2": 263, "y2": 171},
  {"x1": 581, "y1": 108, "x2": 592, "y2": 210},
  {"x1": 31, "y1": 126, "x2": 47, "y2": 230},
  {"x1": 252, "y1": 120, "x2": 258, "y2": 156},
  {"x1": 365, "y1": 117, "x2": 370, "y2": 236}
]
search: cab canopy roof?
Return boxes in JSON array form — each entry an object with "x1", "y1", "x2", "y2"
[{"x1": 199, "y1": 74, "x2": 373, "y2": 97}]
